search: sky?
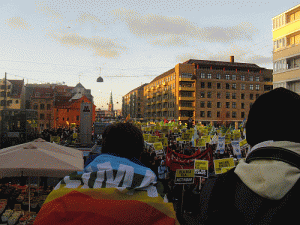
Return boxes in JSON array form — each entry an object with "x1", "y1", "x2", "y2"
[{"x1": 0, "y1": 0, "x2": 298, "y2": 110}]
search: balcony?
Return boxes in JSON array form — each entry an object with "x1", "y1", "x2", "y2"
[
  {"x1": 179, "y1": 86, "x2": 195, "y2": 91},
  {"x1": 163, "y1": 82, "x2": 167, "y2": 86},
  {"x1": 156, "y1": 100, "x2": 162, "y2": 104},
  {"x1": 178, "y1": 96, "x2": 195, "y2": 101},
  {"x1": 162, "y1": 107, "x2": 168, "y2": 111},
  {"x1": 273, "y1": 20, "x2": 300, "y2": 40},
  {"x1": 162, "y1": 99, "x2": 168, "y2": 103},
  {"x1": 179, "y1": 106, "x2": 195, "y2": 111},
  {"x1": 178, "y1": 116, "x2": 190, "y2": 121},
  {"x1": 179, "y1": 77, "x2": 195, "y2": 82}
]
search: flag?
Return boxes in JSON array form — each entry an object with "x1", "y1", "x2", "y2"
[
  {"x1": 164, "y1": 118, "x2": 168, "y2": 124},
  {"x1": 34, "y1": 154, "x2": 179, "y2": 225}
]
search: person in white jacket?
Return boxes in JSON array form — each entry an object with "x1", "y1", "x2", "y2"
[{"x1": 199, "y1": 87, "x2": 300, "y2": 225}]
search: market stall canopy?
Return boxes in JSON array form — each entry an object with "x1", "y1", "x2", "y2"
[
  {"x1": 0, "y1": 138, "x2": 83, "y2": 159},
  {"x1": 0, "y1": 139, "x2": 84, "y2": 178}
]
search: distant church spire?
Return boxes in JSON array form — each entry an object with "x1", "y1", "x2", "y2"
[{"x1": 108, "y1": 90, "x2": 114, "y2": 112}]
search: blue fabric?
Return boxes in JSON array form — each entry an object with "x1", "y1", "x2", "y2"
[
  {"x1": 84, "y1": 154, "x2": 151, "y2": 178},
  {"x1": 84, "y1": 152, "x2": 147, "y2": 169}
]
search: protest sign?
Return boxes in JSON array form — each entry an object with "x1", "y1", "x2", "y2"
[
  {"x1": 239, "y1": 139, "x2": 247, "y2": 147},
  {"x1": 225, "y1": 134, "x2": 231, "y2": 144},
  {"x1": 148, "y1": 135, "x2": 156, "y2": 143},
  {"x1": 175, "y1": 169, "x2": 195, "y2": 184},
  {"x1": 232, "y1": 141, "x2": 242, "y2": 159},
  {"x1": 194, "y1": 160, "x2": 208, "y2": 177},
  {"x1": 153, "y1": 142, "x2": 164, "y2": 155},
  {"x1": 158, "y1": 137, "x2": 168, "y2": 147},
  {"x1": 176, "y1": 137, "x2": 184, "y2": 142},
  {"x1": 182, "y1": 132, "x2": 192, "y2": 141},
  {"x1": 143, "y1": 134, "x2": 149, "y2": 142},
  {"x1": 51, "y1": 136, "x2": 61, "y2": 143},
  {"x1": 221, "y1": 166, "x2": 235, "y2": 173},
  {"x1": 216, "y1": 136, "x2": 225, "y2": 154},
  {"x1": 214, "y1": 158, "x2": 235, "y2": 174},
  {"x1": 196, "y1": 138, "x2": 206, "y2": 147}
]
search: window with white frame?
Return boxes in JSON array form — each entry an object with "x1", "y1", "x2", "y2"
[
  {"x1": 201, "y1": 73, "x2": 205, "y2": 79},
  {"x1": 241, "y1": 84, "x2": 245, "y2": 90},
  {"x1": 241, "y1": 75, "x2": 245, "y2": 81},
  {"x1": 216, "y1": 74, "x2": 221, "y2": 79},
  {"x1": 256, "y1": 76, "x2": 260, "y2": 82},
  {"x1": 249, "y1": 76, "x2": 253, "y2": 81},
  {"x1": 226, "y1": 74, "x2": 230, "y2": 80},
  {"x1": 250, "y1": 84, "x2": 254, "y2": 90},
  {"x1": 207, "y1": 74, "x2": 212, "y2": 79},
  {"x1": 232, "y1": 75, "x2": 236, "y2": 80},
  {"x1": 255, "y1": 85, "x2": 260, "y2": 90}
]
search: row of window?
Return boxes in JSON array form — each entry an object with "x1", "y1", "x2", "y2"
[
  {"x1": 201, "y1": 82, "x2": 260, "y2": 90},
  {"x1": 199, "y1": 74, "x2": 261, "y2": 81},
  {"x1": 145, "y1": 111, "x2": 175, "y2": 117},
  {"x1": 201, "y1": 102, "x2": 250, "y2": 109},
  {"x1": 200, "y1": 111, "x2": 247, "y2": 118},
  {"x1": 0, "y1": 100, "x2": 19, "y2": 106},
  {"x1": 200, "y1": 92, "x2": 260, "y2": 99},
  {"x1": 33, "y1": 104, "x2": 52, "y2": 110}
]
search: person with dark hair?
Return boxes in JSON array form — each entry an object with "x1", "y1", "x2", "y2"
[
  {"x1": 34, "y1": 122, "x2": 179, "y2": 225},
  {"x1": 198, "y1": 88, "x2": 300, "y2": 225}
]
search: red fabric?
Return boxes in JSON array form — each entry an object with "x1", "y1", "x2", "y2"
[
  {"x1": 34, "y1": 191, "x2": 177, "y2": 225},
  {"x1": 164, "y1": 119, "x2": 168, "y2": 124},
  {"x1": 166, "y1": 147, "x2": 214, "y2": 172}
]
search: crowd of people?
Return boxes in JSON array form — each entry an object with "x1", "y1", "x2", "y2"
[{"x1": 16, "y1": 87, "x2": 300, "y2": 225}]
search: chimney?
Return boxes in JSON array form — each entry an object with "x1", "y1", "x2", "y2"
[{"x1": 230, "y1": 56, "x2": 234, "y2": 63}]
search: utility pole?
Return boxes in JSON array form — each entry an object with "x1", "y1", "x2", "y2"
[{"x1": 4, "y1": 72, "x2": 7, "y2": 110}]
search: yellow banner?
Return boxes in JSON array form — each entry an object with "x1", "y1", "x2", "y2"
[
  {"x1": 175, "y1": 169, "x2": 195, "y2": 178},
  {"x1": 51, "y1": 136, "x2": 61, "y2": 143},
  {"x1": 148, "y1": 135, "x2": 156, "y2": 143},
  {"x1": 197, "y1": 138, "x2": 206, "y2": 147},
  {"x1": 240, "y1": 139, "x2": 247, "y2": 147},
  {"x1": 153, "y1": 142, "x2": 163, "y2": 151},
  {"x1": 176, "y1": 137, "x2": 184, "y2": 142},
  {"x1": 155, "y1": 136, "x2": 160, "y2": 143},
  {"x1": 182, "y1": 133, "x2": 192, "y2": 141},
  {"x1": 72, "y1": 133, "x2": 78, "y2": 139},
  {"x1": 221, "y1": 166, "x2": 235, "y2": 174},
  {"x1": 214, "y1": 158, "x2": 235, "y2": 174},
  {"x1": 194, "y1": 160, "x2": 208, "y2": 170},
  {"x1": 158, "y1": 137, "x2": 168, "y2": 147},
  {"x1": 143, "y1": 134, "x2": 149, "y2": 142}
]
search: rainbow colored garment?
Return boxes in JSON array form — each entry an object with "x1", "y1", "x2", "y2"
[{"x1": 34, "y1": 154, "x2": 179, "y2": 225}]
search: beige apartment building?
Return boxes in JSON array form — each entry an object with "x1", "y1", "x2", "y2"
[
  {"x1": 123, "y1": 57, "x2": 273, "y2": 128},
  {"x1": 273, "y1": 4, "x2": 300, "y2": 93}
]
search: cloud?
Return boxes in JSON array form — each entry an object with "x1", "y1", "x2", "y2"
[
  {"x1": 35, "y1": 1, "x2": 64, "y2": 21},
  {"x1": 6, "y1": 17, "x2": 33, "y2": 30},
  {"x1": 176, "y1": 45, "x2": 272, "y2": 66},
  {"x1": 111, "y1": 8, "x2": 258, "y2": 46},
  {"x1": 47, "y1": 30, "x2": 127, "y2": 58},
  {"x1": 148, "y1": 35, "x2": 189, "y2": 47},
  {"x1": 176, "y1": 52, "x2": 204, "y2": 62}
]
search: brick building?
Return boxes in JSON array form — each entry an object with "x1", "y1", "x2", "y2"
[
  {"x1": 54, "y1": 95, "x2": 96, "y2": 129},
  {"x1": 124, "y1": 56, "x2": 273, "y2": 128}
]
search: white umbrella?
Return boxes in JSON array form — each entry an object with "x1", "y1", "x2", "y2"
[{"x1": 0, "y1": 139, "x2": 84, "y2": 212}]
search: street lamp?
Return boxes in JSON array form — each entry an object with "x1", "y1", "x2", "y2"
[{"x1": 97, "y1": 77, "x2": 103, "y2": 82}]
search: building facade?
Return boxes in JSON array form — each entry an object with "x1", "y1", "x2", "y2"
[
  {"x1": 122, "y1": 83, "x2": 148, "y2": 121},
  {"x1": 0, "y1": 79, "x2": 25, "y2": 111},
  {"x1": 124, "y1": 57, "x2": 273, "y2": 128},
  {"x1": 29, "y1": 87, "x2": 54, "y2": 132},
  {"x1": 272, "y1": 4, "x2": 300, "y2": 93}
]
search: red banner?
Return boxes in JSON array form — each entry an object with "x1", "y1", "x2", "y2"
[{"x1": 166, "y1": 147, "x2": 214, "y2": 172}]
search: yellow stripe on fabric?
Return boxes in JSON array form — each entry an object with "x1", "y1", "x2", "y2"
[{"x1": 44, "y1": 185, "x2": 177, "y2": 221}]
